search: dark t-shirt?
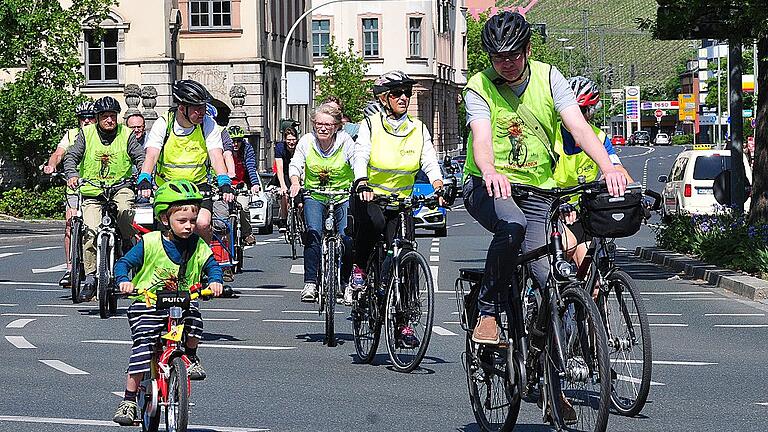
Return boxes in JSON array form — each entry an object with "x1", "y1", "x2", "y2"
[{"x1": 273, "y1": 141, "x2": 293, "y2": 177}]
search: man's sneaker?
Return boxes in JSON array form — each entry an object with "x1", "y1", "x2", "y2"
[
  {"x1": 59, "y1": 271, "x2": 71, "y2": 288},
  {"x1": 113, "y1": 400, "x2": 138, "y2": 426},
  {"x1": 243, "y1": 234, "x2": 257, "y2": 246},
  {"x1": 471, "y1": 315, "x2": 500, "y2": 345},
  {"x1": 343, "y1": 283, "x2": 354, "y2": 306},
  {"x1": 560, "y1": 394, "x2": 578, "y2": 425},
  {"x1": 188, "y1": 357, "x2": 206, "y2": 381},
  {"x1": 223, "y1": 268, "x2": 234, "y2": 282},
  {"x1": 278, "y1": 219, "x2": 288, "y2": 233},
  {"x1": 300, "y1": 283, "x2": 317, "y2": 303},
  {"x1": 396, "y1": 325, "x2": 420, "y2": 349},
  {"x1": 351, "y1": 265, "x2": 366, "y2": 289},
  {"x1": 78, "y1": 275, "x2": 96, "y2": 302}
]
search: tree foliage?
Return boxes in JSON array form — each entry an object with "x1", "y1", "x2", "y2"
[
  {"x1": 315, "y1": 38, "x2": 371, "y2": 123},
  {"x1": 0, "y1": 0, "x2": 117, "y2": 188}
]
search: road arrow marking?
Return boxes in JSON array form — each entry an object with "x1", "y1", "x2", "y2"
[
  {"x1": 39, "y1": 360, "x2": 88, "y2": 375},
  {"x1": 32, "y1": 263, "x2": 68, "y2": 274},
  {"x1": 5, "y1": 335, "x2": 36, "y2": 348}
]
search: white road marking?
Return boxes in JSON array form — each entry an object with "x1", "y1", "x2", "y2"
[
  {"x1": 704, "y1": 313, "x2": 765, "y2": 317},
  {"x1": 0, "y1": 281, "x2": 59, "y2": 287},
  {"x1": 290, "y1": 264, "x2": 304, "y2": 274},
  {"x1": 2, "y1": 313, "x2": 66, "y2": 317},
  {"x1": 17, "y1": 288, "x2": 62, "y2": 293},
  {"x1": 648, "y1": 323, "x2": 688, "y2": 327},
  {"x1": 81, "y1": 340, "x2": 295, "y2": 351},
  {"x1": 430, "y1": 255, "x2": 439, "y2": 262},
  {"x1": 451, "y1": 222, "x2": 466, "y2": 227},
  {"x1": 202, "y1": 308, "x2": 262, "y2": 313},
  {"x1": 0, "y1": 415, "x2": 269, "y2": 431},
  {"x1": 612, "y1": 359, "x2": 717, "y2": 366},
  {"x1": 6, "y1": 318, "x2": 35, "y2": 329},
  {"x1": 443, "y1": 321, "x2": 461, "y2": 325},
  {"x1": 5, "y1": 335, "x2": 36, "y2": 348},
  {"x1": 236, "y1": 294, "x2": 285, "y2": 298},
  {"x1": 263, "y1": 319, "x2": 324, "y2": 323},
  {"x1": 430, "y1": 247, "x2": 440, "y2": 253},
  {"x1": 236, "y1": 287, "x2": 301, "y2": 292},
  {"x1": 39, "y1": 360, "x2": 88, "y2": 375},
  {"x1": 432, "y1": 325, "x2": 458, "y2": 336},
  {"x1": 0, "y1": 252, "x2": 22, "y2": 259},
  {"x1": 282, "y1": 310, "x2": 343, "y2": 314},
  {"x1": 713, "y1": 324, "x2": 768, "y2": 328},
  {"x1": 674, "y1": 297, "x2": 735, "y2": 301},
  {"x1": 32, "y1": 263, "x2": 68, "y2": 274},
  {"x1": 0, "y1": 303, "x2": 18, "y2": 307},
  {"x1": 641, "y1": 313, "x2": 683, "y2": 316},
  {"x1": 430, "y1": 265, "x2": 440, "y2": 292},
  {"x1": 111, "y1": 391, "x2": 124, "y2": 398},
  {"x1": 206, "y1": 318, "x2": 241, "y2": 322},
  {"x1": 244, "y1": 245, "x2": 254, "y2": 250},
  {"x1": 756, "y1": 403, "x2": 768, "y2": 406},
  {"x1": 0, "y1": 245, "x2": 21, "y2": 249},
  {"x1": 640, "y1": 291, "x2": 712, "y2": 295},
  {"x1": 38, "y1": 304, "x2": 97, "y2": 309},
  {"x1": 616, "y1": 374, "x2": 665, "y2": 386},
  {"x1": 265, "y1": 238, "x2": 282, "y2": 242},
  {"x1": 29, "y1": 246, "x2": 61, "y2": 251}
]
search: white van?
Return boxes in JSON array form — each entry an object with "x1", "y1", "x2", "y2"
[{"x1": 658, "y1": 147, "x2": 752, "y2": 216}]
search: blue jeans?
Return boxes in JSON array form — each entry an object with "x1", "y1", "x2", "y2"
[{"x1": 303, "y1": 198, "x2": 353, "y2": 284}]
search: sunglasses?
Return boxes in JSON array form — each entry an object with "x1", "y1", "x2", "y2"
[
  {"x1": 389, "y1": 88, "x2": 413, "y2": 98},
  {"x1": 490, "y1": 51, "x2": 525, "y2": 63},
  {"x1": 79, "y1": 115, "x2": 96, "y2": 120}
]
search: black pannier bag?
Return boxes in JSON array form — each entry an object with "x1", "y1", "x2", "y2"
[{"x1": 579, "y1": 186, "x2": 643, "y2": 238}]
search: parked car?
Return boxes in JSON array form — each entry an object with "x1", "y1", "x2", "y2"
[
  {"x1": 630, "y1": 130, "x2": 651, "y2": 146},
  {"x1": 654, "y1": 133, "x2": 671, "y2": 146},
  {"x1": 412, "y1": 169, "x2": 448, "y2": 237},
  {"x1": 658, "y1": 148, "x2": 752, "y2": 217},
  {"x1": 611, "y1": 135, "x2": 626, "y2": 146},
  {"x1": 249, "y1": 173, "x2": 279, "y2": 234}
]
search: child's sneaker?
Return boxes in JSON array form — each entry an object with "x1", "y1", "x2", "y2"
[
  {"x1": 351, "y1": 265, "x2": 366, "y2": 289},
  {"x1": 113, "y1": 400, "x2": 138, "y2": 426},
  {"x1": 188, "y1": 357, "x2": 207, "y2": 381}
]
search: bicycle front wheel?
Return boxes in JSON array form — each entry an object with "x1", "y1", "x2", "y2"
[
  {"x1": 323, "y1": 240, "x2": 338, "y2": 347},
  {"x1": 70, "y1": 218, "x2": 84, "y2": 303},
  {"x1": 98, "y1": 235, "x2": 112, "y2": 319},
  {"x1": 600, "y1": 270, "x2": 652, "y2": 416},
  {"x1": 165, "y1": 356, "x2": 189, "y2": 432},
  {"x1": 384, "y1": 250, "x2": 434, "y2": 372},
  {"x1": 351, "y1": 248, "x2": 383, "y2": 363},
  {"x1": 545, "y1": 284, "x2": 610, "y2": 432},
  {"x1": 138, "y1": 371, "x2": 160, "y2": 432}
]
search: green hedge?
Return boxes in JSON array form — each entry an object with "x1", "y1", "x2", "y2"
[
  {"x1": 671, "y1": 134, "x2": 693, "y2": 146},
  {"x1": 0, "y1": 186, "x2": 65, "y2": 219},
  {"x1": 655, "y1": 210, "x2": 768, "y2": 276}
]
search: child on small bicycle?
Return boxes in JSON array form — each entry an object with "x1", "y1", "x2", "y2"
[{"x1": 112, "y1": 180, "x2": 223, "y2": 426}]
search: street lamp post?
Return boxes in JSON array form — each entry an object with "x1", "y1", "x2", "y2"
[
  {"x1": 557, "y1": 37, "x2": 569, "y2": 63},
  {"x1": 564, "y1": 46, "x2": 575, "y2": 76}
]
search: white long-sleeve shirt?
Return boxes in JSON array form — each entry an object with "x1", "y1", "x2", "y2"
[
  {"x1": 354, "y1": 114, "x2": 443, "y2": 184},
  {"x1": 288, "y1": 130, "x2": 355, "y2": 180}
]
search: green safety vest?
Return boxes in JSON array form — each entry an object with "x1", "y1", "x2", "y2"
[
  {"x1": 64, "y1": 128, "x2": 79, "y2": 151},
  {"x1": 78, "y1": 124, "x2": 132, "y2": 197},
  {"x1": 463, "y1": 61, "x2": 559, "y2": 188},
  {"x1": 157, "y1": 111, "x2": 209, "y2": 185},
  {"x1": 553, "y1": 123, "x2": 605, "y2": 187},
  {"x1": 304, "y1": 138, "x2": 353, "y2": 203},
  {"x1": 130, "y1": 231, "x2": 212, "y2": 303},
  {"x1": 367, "y1": 113, "x2": 424, "y2": 197}
]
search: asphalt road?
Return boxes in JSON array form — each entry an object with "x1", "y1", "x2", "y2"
[{"x1": 2, "y1": 145, "x2": 768, "y2": 431}]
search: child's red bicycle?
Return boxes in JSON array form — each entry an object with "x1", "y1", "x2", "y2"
[{"x1": 133, "y1": 284, "x2": 211, "y2": 432}]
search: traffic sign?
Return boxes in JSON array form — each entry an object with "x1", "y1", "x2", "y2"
[
  {"x1": 678, "y1": 93, "x2": 697, "y2": 121},
  {"x1": 654, "y1": 109, "x2": 664, "y2": 121}
]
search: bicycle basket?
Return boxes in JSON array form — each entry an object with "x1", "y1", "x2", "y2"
[{"x1": 580, "y1": 187, "x2": 643, "y2": 238}]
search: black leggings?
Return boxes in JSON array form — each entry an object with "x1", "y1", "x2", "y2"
[{"x1": 350, "y1": 195, "x2": 415, "y2": 267}]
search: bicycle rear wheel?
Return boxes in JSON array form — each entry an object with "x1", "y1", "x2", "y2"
[
  {"x1": 98, "y1": 235, "x2": 112, "y2": 319},
  {"x1": 165, "y1": 356, "x2": 189, "y2": 432},
  {"x1": 464, "y1": 295, "x2": 520, "y2": 431},
  {"x1": 324, "y1": 239, "x2": 338, "y2": 347},
  {"x1": 351, "y1": 248, "x2": 383, "y2": 363},
  {"x1": 383, "y1": 250, "x2": 434, "y2": 372},
  {"x1": 289, "y1": 211, "x2": 300, "y2": 260},
  {"x1": 600, "y1": 270, "x2": 652, "y2": 416},
  {"x1": 70, "y1": 218, "x2": 84, "y2": 304},
  {"x1": 545, "y1": 284, "x2": 610, "y2": 432}
]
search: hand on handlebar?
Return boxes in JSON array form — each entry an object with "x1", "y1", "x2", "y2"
[
  {"x1": 219, "y1": 183, "x2": 235, "y2": 203},
  {"x1": 356, "y1": 181, "x2": 374, "y2": 202},
  {"x1": 119, "y1": 281, "x2": 135, "y2": 294},
  {"x1": 602, "y1": 169, "x2": 627, "y2": 197},
  {"x1": 289, "y1": 183, "x2": 302, "y2": 198},
  {"x1": 67, "y1": 176, "x2": 80, "y2": 189},
  {"x1": 208, "y1": 282, "x2": 223, "y2": 297},
  {"x1": 279, "y1": 185, "x2": 288, "y2": 196},
  {"x1": 483, "y1": 172, "x2": 511, "y2": 199},
  {"x1": 43, "y1": 165, "x2": 55, "y2": 175}
]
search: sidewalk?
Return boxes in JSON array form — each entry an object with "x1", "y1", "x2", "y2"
[
  {"x1": 0, "y1": 216, "x2": 64, "y2": 236},
  {"x1": 635, "y1": 246, "x2": 768, "y2": 303}
]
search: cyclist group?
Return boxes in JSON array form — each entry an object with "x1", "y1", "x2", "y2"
[{"x1": 43, "y1": 9, "x2": 642, "y2": 430}]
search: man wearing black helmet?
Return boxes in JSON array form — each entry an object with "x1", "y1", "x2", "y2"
[
  {"x1": 45, "y1": 101, "x2": 97, "y2": 288},
  {"x1": 63, "y1": 96, "x2": 145, "y2": 301},
  {"x1": 138, "y1": 79, "x2": 233, "y2": 243},
  {"x1": 463, "y1": 11, "x2": 626, "y2": 345}
]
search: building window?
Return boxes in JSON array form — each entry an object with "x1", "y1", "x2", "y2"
[
  {"x1": 85, "y1": 29, "x2": 118, "y2": 84},
  {"x1": 312, "y1": 19, "x2": 330, "y2": 57},
  {"x1": 362, "y1": 18, "x2": 379, "y2": 57},
  {"x1": 409, "y1": 17, "x2": 422, "y2": 58},
  {"x1": 442, "y1": 3, "x2": 451, "y2": 33},
  {"x1": 189, "y1": 0, "x2": 231, "y2": 30}
]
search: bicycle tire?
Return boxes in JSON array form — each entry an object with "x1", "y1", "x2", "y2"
[
  {"x1": 383, "y1": 250, "x2": 434, "y2": 372},
  {"x1": 544, "y1": 284, "x2": 610, "y2": 432},
  {"x1": 464, "y1": 293, "x2": 520, "y2": 431},
  {"x1": 600, "y1": 270, "x2": 652, "y2": 417},
  {"x1": 139, "y1": 372, "x2": 160, "y2": 432},
  {"x1": 70, "y1": 218, "x2": 84, "y2": 304},
  {"x1": 351, "y1": 248, "x2": 383, "y2": 363},
  {"x1": 289, "y1": 211, "x2": 299, "y2": 260},
  {"x1": 166, "y1": 356, "x2": 189, "y2": 432},
  {"x1": 324, "y1": 239, "x2": 338, "y2": 347},
  {"x1": 98, "y1": 235, "x2": 112, "y2": 319}
]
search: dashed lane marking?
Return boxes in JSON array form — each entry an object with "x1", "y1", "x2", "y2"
[
  {"x1": 202, "y1": 308, "x2": 262, "y2": 313},
  {"x1": 648, "y1": 323, "x2": 688, "y2": 327},
  {"x1": 0, "y1": 281, "x2": 59, "y2": 287},
  {"x1": 28, "y1": 246, "x2": 61, "y2": 251},
  {"x1": 430, "y1": 255, "x2": 439, "y2": 262},
  {"x1": 81, "y1": 339, "x2": 295, "y2": 351},
  {"x1": 236, "y1": 294, "x2": 285, "y2": 298},
  {"x1": 263, "y1": 319, "x2": 324, "y2": 323},
  {"x1": 612, "y1": 359, "x2": 717, "y2": 366},
  {"x1": 0, "y1": 415, "x2": 270, "y2": 431},
  {"x1": 449, "y1": 222, "x2": 466, "y2": 227},
  {"x1": 282, "y1": 310, "x2": 344, "y2": 314},
  {"x1": 290, "y1": 264, "x2": 304, "y2": 274},
  {"x1": 0, "y1": 303, "x2": 18, "y2": 307},
  {"x1": 641, "y1": 313, "x2": 683, "y2": 316},
  {"x1": 673, "y1": 297, "x2": 735, "y2": 301},
  {"x1": 0, "y1": 252, "x2": 22, "y2": 259},
  {"x1": 432, "y1": 325, "x2": 458, "y2": 336},
  {"x1": 713, "y1": 324, "x2": 768, "y2": 328},
  {"x1": 17, "y1": 288, "x2": 62, "y2": 293},
  {"x1": 5, "y1": 335, "x2": 36, "y2": 349},
  {"x1": 3, "y1": 313, "x2": 66, "y2": 317},
  {"x1": 430, "y1": 266, "x2": 440, "y2": 292},
  {"x1": 6, "y1": 318, "x2": 35, "y2": 329},
  {"x1": 640, "y1": 291, "x2": 712, "y2": 295},
  {"x1": 705, "y1": 313, "x2": 765, "y2": 317},
  {"x1": 430, "y1": 247, "x2": 440, "y2": 253},
  {"x1": 32, "y1": 263, "x2": 68, "y2": 274},
  {"x1": 206, "y1": 318, "x2": 241, "y2": 322},
  {"x1": 443, "y1": 321, "x2": 461, "y2": 325},
  {"x1": 265, "y1": 238, "x2": 282, "y2": 243},
  {"x1": 756, "y1": 403, "x2": 768, "y2": 406},
  {"x1": 0, "y1": 245, "x2": 22, "y2": 249},
  {"x1": 616, "y1": 374, "x2": 665, "y2": 386},
  {"x1": 39, "y1": 360, "x2": 88, "y2": 375},
  {"x1": 236, "y1": 287, "x2": 301, "y2": 292}
]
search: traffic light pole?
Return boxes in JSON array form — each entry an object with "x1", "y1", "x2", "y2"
[{"x1": 729, "y1": 41, "x2": 746, "y2": 212}]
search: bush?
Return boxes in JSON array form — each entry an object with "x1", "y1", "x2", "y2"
[
  {"x1": 671, "y1": 133, "x2": 693, "y2": 146},
  {"x1": 0, "y1": 186, "x2": 65, "y2": 219}
]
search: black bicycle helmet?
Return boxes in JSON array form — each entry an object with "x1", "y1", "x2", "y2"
[
  {"x1": 372, "y1": 70, "x2": 417, "y2": 96},
  {"x1": 93, "y1": 96, "x2": 122, "y2": 114},
  {"x1": 75, "y1": 101, "x2": 95, "y2": 118},
  {"x1": 481, "y1": 11, "x2": 531, "y2": 55},
  {"x1": 172, "y1": 79, "x2": 211, "y2": 106}
]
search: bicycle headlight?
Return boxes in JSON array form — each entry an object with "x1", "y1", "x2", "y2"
[
  {"x1": 250, "y1": 200, "x2": 264, "y2": 208},
  {"x1": 556, "y1": 261, "x2": 572, "y2": 278},
  {"x1": 101, "y1": 215, "x2": 112, "y2": 226},
  {"x1": 324, "y1": 215, "x2": 334, "y2": 231}
]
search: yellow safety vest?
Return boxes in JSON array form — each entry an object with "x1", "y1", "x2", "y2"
[{"x1": 367, "y1": 113, "x2": 424, "y2": 197}]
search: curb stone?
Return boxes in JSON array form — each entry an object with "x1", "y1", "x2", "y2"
[{"x1": 635, "y1": 246, "x2": 768, "y2": 302}]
